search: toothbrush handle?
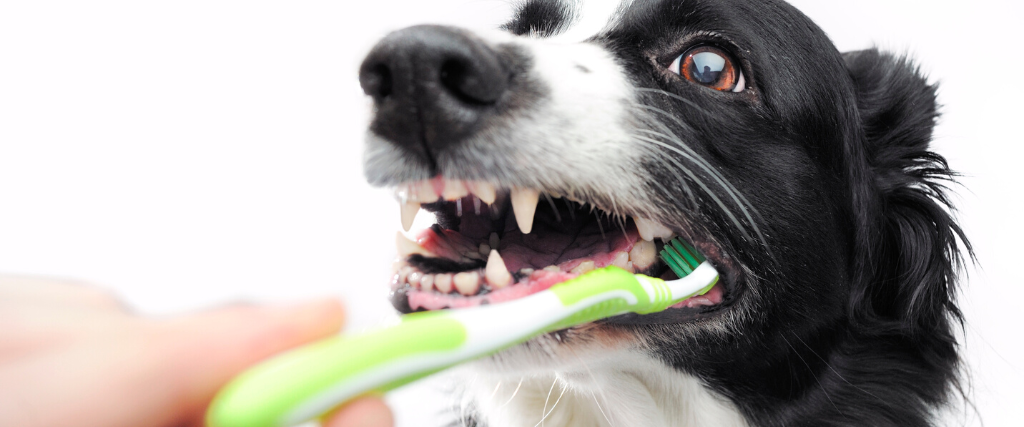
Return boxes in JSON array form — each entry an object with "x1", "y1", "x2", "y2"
[{"x1": 206, "y1": 267, "x2": 657, "y2": 427}]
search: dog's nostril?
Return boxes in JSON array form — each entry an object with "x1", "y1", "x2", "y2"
[
  {"x1": 360, "y1": 63, "x2": 392, "y2": 99},
  {"x1": 440, "y1": 58, "x2": 503, "y2": 104}
]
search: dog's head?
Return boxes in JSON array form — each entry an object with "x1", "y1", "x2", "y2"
[{"x1": 361, "y1": 0, "x2": 967, "y2": 424}]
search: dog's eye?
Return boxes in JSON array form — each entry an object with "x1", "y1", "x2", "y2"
[{"x1": 670, "y1": 46, "x2": 745, "y2": 92}]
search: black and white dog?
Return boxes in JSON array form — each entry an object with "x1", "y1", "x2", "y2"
[{"x1": 359, "y1": 0, "x2": 969, "y2": 425}]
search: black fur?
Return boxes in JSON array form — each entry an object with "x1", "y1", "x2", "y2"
[
  {"x1": 600, "y1": 2, "x2": 970, "y2": 425},
  {"x1": 363, "y1": 0, "x2": 970, "y2": 425}
]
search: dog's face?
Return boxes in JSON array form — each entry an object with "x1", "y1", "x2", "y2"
[{"x1": 361, "y1": 0, "x2": 964, "y2": 425}]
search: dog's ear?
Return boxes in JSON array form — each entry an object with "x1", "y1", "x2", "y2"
[{"x1": 843, "y1": 49, "x2": 970, "y2": 332}]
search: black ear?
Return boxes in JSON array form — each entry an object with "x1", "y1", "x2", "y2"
[{"x1": 843, "y1": 49, "x2": 970, "y2": 332}]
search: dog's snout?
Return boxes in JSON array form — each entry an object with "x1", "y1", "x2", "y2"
[{"x1": 360, "y1": 25, "x2": 508, "y2": 163}]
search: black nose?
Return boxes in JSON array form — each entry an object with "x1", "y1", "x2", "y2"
[{"x1": 359, "y1": 25, "x2": 508, "y2": 164}]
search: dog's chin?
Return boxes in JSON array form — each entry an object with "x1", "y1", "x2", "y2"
[{"x1": 386, "y1": 178, "x2": 744, "y2": 353}]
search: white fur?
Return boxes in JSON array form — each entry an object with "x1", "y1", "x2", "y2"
[
  {"x1": 550, "y1": 0, "x2": 633, "y2": 43},
  {"x1": 463, "y1": 349, "x2": 748, "y2": 427}
]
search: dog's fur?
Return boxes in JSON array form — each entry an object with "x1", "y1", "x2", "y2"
[{"x1": 360, "y1": 1, "x2": 970, "y2": 425}]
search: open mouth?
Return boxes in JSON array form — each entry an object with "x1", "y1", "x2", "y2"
[{"x1": 389, "y1": 178, "x2": 733, "y2": 319}]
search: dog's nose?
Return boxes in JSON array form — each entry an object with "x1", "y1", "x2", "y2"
[{"x1": 359, "y1": 25, "x2": 508, "y2": 162}]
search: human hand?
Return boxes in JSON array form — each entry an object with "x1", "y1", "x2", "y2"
[{"x1": 0, "y1": 276, "x2": 394, "y2": 427}]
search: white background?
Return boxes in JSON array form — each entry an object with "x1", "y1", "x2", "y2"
[{"x1": 0, "y1": 1, "x2": 1020, "y2": 426}]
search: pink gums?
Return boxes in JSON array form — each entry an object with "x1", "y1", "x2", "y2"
[{"x1": 408, "y1": 270, "x2": 577, "y2": 311}]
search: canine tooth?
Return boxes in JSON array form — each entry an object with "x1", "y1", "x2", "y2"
[
  {"x1": 466, "y1": 181, "x2": 496, "y2": 204},
  {"x1": 408, "y1": 272, "x2": 422, "y2": 287},
  {"x1": 543, "y1": 265, "x2": 560, "y2": 272},
  {"x1": 454, "y1": 271, "x2": 480, "y2": 295},
  {"x1": 485, "y1": 250, "x2": 513, "y2": 288},
  {"x1": 400, "y1": 201, "x2": 420, "y2": 232},
  {"x1": 570, "y1": 260, "x2": 595, "y2": 274},
  {"x1": 629, "y1": 239, "x2": 657, "y2": 269},
  {"x1": 396, "y1": 232, "x2": 437, "y2": 258},
  {"x1": 420, "y1": 274, "x2": 434, "y2": 292},
  {"x1": 489, "y1": 232, "x2": 500, "y2": 250},
  {"x1": 442, "y1": 180, "x2": 468, "y2": 201},
  {"x1": 479, "y1": 243, "x2": 491, "y2": 256},
  {"x1": 634, "y1": 217, "x2": 674, "y2": 241},
  {"x1": 510, "y1": 188, "x2": 540, "y2": 234},
  {"x1": 611, "y1": 251, "x2": 630, "y2": 269},
  {"x1": 434, "y1": 273, "x2": 453, "y2": 293}
]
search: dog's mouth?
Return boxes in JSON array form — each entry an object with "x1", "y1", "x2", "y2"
[{"x1": 388, "y1": 178, "x2": 736, "y2": 321}]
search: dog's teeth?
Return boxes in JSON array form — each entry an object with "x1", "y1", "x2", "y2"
[
  {"x1": 570, "y1": 260, "x2": 596, "y2": 274},
  {"x1": 412, "y1": 180, "x2": 439, "y2": 203},
  {"x1": 434, "y1": 273, "x2": 453, "y2": 293},
  {"x1": 611, "y1": 251, "x2": 630, "y2": 269},
  {"x1": 400, "y1": 201, "x2": 420, "y2": 232},
  {"x1": 420, "y1": 274, "x2": 435, "y2": 292},
  {"x1": 396, "y1": 232, "x2": 436, "y2": 258},
  {"x1": 520, "y1": 268, "x2": 534, "y2": 276},
  {"x1": 442, "y1": 180, "x2": 468, "y2": 201},
  {"x1": 408, "y1": 272, "x2": 423, "y2": 287},
  {"x1": 634, "y1": 217, "x2": 674, "y2": 241},
  {"x1": 629, "y1": 239, "x2": 657, "y2": 269},
  {"x1": 489, "y1": 232, "x2": 500, "y2": 250},
  {"x1": 466, "y1": 181, "x2": 496, "y2": 204},
  {"x1": 543, "y1": 265, "x2": 560, "y2": 272},
  {"x1": 510, "y1": 188, "x2": 540, "y2": 234},
  {"x1": 399, "y1": 266, "x2": 413, "y2": 284},
  {"x1": 485, "y1": 250, "x2": 513, "y2": 288},
  {"x1": 479, "y1": 243, "x2": 491, "y2": 256},
  {"x1": 454, "y1": 271, "x2": 481, "y2": 295}
]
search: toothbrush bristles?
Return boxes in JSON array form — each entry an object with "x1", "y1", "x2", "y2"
[{"x1": 659, "y1": 238, "x2": 706, "y2": 278}]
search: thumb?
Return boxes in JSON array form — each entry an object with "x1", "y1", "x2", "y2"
[{"x1": 154, "y1": 299, "x2": 346, "y2": 418}]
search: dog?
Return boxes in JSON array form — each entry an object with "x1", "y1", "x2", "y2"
[{"x1": 358, "y1": 0, "x2": 969, "y2": 425}]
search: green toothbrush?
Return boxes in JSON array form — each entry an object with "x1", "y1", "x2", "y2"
[{"x1": 206, "y1": 238, "x2": 717, "y2": 427}]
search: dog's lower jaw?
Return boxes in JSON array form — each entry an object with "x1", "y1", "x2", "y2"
[{"x1": 457, "y1": 349, "x2": 748, "y2": 427}]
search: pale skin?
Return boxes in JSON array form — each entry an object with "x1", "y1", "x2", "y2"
[{"x1": 0, "y1": 276, "x2": 394, "y2": 427}]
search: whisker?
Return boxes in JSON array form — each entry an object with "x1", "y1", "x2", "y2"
[
  {"x1": 635, "y1": 86, "x2": 709, "y2": 115},
  {"x1": 535, "y1": 381, "x2": 568, "y2": 427},
  {"x1": 543, "y1": 193, "x2": 562, "y2": 222},
  {"x1": 630, "y1": 102, "x2": 770, "y2": 251},
  {"x1": 499, "y1": 377, "x2": 525, "y2": 408},
  {"x1": 632, "y1": 134, "x2": 752, "y2": 242},
  {"x1": 489, "y1": 381, "x2": 503, "y2": 400},
  {"x1": 540, "y1": 377, "x2": 557, "y2": 425},
  {"x1": 782, "y1": 335, "x2": 844, "y2": 417}
]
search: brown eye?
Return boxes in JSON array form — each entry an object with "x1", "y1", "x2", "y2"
[{"x1": 670, "y1": 46, "x2": 745, "y2": 92}]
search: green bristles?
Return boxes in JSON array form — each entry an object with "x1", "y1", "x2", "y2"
[{"x1": 659, "y1": 238, "x2": 706, "y2": 278}]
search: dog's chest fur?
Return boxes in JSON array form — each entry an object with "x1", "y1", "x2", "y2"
[{"x1": 461, "y1": 351, "x2": 748, "y2": 427}]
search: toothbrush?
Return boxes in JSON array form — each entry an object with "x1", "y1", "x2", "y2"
[{"x1": 206, "y1": 238, "x2": 718, "y2": 427}]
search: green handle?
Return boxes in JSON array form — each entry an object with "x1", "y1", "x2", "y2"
[{"x1": 206, "y1": 311, "x2": 468, "y2": 427}]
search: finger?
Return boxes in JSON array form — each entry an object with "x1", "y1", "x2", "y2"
[
  {"x1": 0, "y1": 275, "x2": 125, "y2": 311},
  {"x1": 322, "y1": 396, "x2": 394, "y2": 427},
  {"x1": 151, "y1": 298, "x2": 346, "y2": 422}
]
